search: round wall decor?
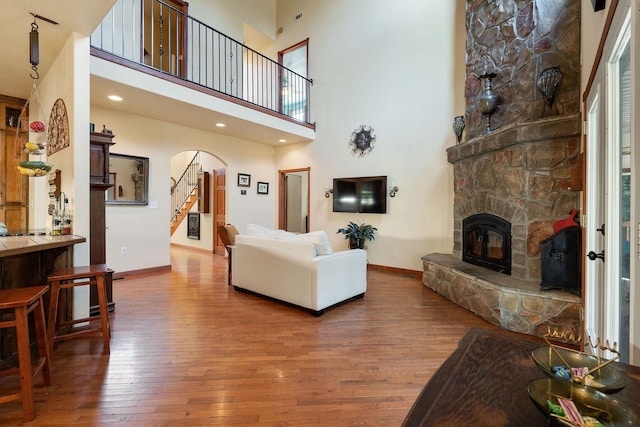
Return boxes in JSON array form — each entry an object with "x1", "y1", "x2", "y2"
[
  {"x1": 350, "y1": 125, "x2": 376, "y2": 156},
  {"x1": 47, "y1": 98, "x2": 70, "y2": 156}
]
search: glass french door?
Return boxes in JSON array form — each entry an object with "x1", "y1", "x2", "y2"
[{"x1": 584, "y1": 3, "x2": 635, "y2": 363}]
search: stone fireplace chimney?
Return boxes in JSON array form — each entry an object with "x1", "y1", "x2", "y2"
[
  {"x1": 422, "y1": 1, "x2": 583, "y2": 340},
  {"x1": 449, "y1": 0, "x2": 582, "y2": 283}
]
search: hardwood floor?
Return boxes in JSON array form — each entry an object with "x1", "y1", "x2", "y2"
[{"x1": 0, "y1": 245, "x2": 497, "y2": 426}]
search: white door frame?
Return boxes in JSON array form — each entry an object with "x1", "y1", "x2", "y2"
[{"x1": 583, "y1": 0, "x2": 638, "y2": 365}]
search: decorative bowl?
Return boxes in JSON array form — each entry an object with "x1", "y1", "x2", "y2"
[
  {"x1": 532, "y1": 346, "x2": 627, "y2": 392},
  {"x1": 528, "y1": 378, "x2": 638, "y2": 426}
]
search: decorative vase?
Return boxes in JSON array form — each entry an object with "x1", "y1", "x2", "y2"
[
  {"x1": 452, "y1": 116, "x2": 465, "y2": 144},
  {"x1": 537, "y1": 66, "x2": 562, "y2": 117},
  {"x1": 349, "y1": 237, "x2": 364, "y2": 249},
  {"x1": 478, "y1": 73, "x2": 499, "y2": 134}
]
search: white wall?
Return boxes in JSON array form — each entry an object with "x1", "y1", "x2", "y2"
[
  {"x1": 581, "y1": 0, "x2": 613, "y2": 95},
  {"x1": 267, "y1": 0, "x2": 467, "y2": 270},
  {"x1": 91, "y1": 106, "x2": 276, "y2": 274},
  {"x1": 35, "y1": 33, "x2": 92, "y2": 319},
  {"x1": 188, "y1": 0, "x2": 276, "y2": 41}
]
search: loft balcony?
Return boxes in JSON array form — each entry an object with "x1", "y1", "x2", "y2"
[{"x1": 89, "y1": 0, "x2": 315, "y2": 145}]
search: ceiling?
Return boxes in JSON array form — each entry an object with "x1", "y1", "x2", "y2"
[
  {"x1": 0, "y1": 1, "x2": 114, "y2": 99},
  {"x1": 1, "y1": 1, "x2": 314, "y2": 146}
]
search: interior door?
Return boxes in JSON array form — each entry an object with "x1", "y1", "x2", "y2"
[
  {"x1": 143, "y1": 0, "x2": 187, "y2": 76},
  {"x1": 279, "y1": 168, "x2": 309, "y2": 232},
  {"x1": 213, "y1": 168, "x2": 226, "y2": 255},
  {"x1": 584, "y1": 4, "x2": 633, "y2": 363},
  {"x1": 286, "y1": 174, "x2": 302, "y2": 232}
]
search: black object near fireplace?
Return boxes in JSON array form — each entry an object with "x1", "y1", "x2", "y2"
[{"x1": 462, "y1": 214, "x2": 512, "y2": 274}]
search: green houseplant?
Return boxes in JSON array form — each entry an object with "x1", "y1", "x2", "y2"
[{"x1": 337, "y1": 221, "x2": 377, "y2": 249}]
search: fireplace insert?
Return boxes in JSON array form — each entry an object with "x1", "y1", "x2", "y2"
[{"x1": 462, "y1": 214, "x2": 511, "y2": 274}]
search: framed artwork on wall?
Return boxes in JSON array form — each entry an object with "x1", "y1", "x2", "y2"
[
  {"x1": 257, "y1": 182, "x2": 269, "y2": 194},
  {"x1": 238, "y1": 173, "x2": 251, "y2": 187},
  {"x1": 187, "y1": 212, "x2": 200, "y2": 240}
]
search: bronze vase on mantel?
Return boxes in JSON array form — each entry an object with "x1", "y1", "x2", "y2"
[{"x1": 478, "y1": 73, "x2": 499, "y2": 134}]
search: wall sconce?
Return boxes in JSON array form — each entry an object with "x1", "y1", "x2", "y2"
[
  {"x1": 324, "y1": 187, "x2": 333, "y2": 198},
  {"x1": 389, "y1": 185, "x2": 399, "y2": 198}
]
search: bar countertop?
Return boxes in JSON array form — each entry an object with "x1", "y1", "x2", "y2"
[{"x1": 0, "y1": 235, "x2": 86, "y2": 258}]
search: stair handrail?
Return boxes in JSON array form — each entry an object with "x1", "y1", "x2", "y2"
[{"x1": 171, "y1": 151, "x2": 201, "y2": 223}]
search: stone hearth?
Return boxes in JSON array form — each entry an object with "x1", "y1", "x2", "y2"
[{"x1": 423, "y1": 254, "x2": 580, "y2": 339}]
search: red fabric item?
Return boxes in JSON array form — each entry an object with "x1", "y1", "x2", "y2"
[{"x1": 554, "y1": 209, "x2": 579, "y2": 233}]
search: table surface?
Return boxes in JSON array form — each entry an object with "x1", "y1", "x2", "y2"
[
  {"x1": 402, "y1": 327, "x2": 640, "y2": 427},
  {"x1": 0, "y1": 234, "x2": 86, "y2": 258}
]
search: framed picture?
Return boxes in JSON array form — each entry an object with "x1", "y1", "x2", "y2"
[
  {"x1": 238, "y1": 173, "x2": 251, "y2": 187},
  {"x1": 187, "y1": 212, "x2": 200, "y2": 240},
  {"x1": 257, "y1": 182, "x2": 269, "y2": 194}
]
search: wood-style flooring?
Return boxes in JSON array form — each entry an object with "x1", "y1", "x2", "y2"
[{"x1": 0, "y1": 245, "x2": 497, "y2": 426}]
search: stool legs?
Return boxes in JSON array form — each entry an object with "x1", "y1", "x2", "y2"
[
  {"x1": 96, "y1": 274, "x2": 111, "y2": 353},
  {"x1": 15, "y1": 304, "x2": 35, "y2": 421},
  {"x1": 46, "y1": 279, "x2": 61, "y2": 355},
  {"x1": 0, "y1": 288, "x2": 52, "y2": 422},
  {"x1": 47, "y1": 273, "x2": 111, "y2": 355}
]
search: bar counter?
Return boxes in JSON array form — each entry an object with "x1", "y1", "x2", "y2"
[
  {"x1": 0, "y1": 234, "x2": 86, "y2": 258},
  {"x1": 0, "y1": 234, "x2": 86, "y2": 369}
]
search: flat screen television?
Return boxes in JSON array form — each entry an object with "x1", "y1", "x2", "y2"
[{"x1": 332, "y1": 176, "x2": 387, "y2": 213}]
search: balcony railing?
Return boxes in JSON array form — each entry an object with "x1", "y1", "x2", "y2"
[{"x1": 90, "y1": 0, "x2": 312, "y2": 124}]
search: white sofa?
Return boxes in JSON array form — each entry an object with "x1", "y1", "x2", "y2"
[{"x1": 231, "y1": 225, "x2": 367, "y2": 315}]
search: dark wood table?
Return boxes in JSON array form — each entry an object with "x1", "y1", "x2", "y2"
[{"x1": 402, "y1": 327, "x2": 640, "y2": 426}]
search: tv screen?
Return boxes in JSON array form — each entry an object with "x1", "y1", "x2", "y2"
[{"x1": 332, "y1": 176, "x2": 387, "y2": 213}]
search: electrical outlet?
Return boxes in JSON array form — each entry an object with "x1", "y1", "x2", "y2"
[{"x1": 121, "y1": 247, "x2": 127, "y2": 255}]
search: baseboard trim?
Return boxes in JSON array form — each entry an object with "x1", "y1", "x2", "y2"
[
  {"x1": 170, "y1": 242, "x2": 217, "y2": 253},
  {"x1": 367, "y1": 264, "x2": 422, "y2": 279},
  {"x1": 112, "y1": 265, "x2": 171, "y2": 280}
]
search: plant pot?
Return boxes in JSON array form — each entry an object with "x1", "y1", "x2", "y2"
[{"x1": 349, "y1": 237, "x2": 364, "y2": 249}]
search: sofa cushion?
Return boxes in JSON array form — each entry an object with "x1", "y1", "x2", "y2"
[
  {"x1": 245, "y1": 225, "x2": 333, "y2": 255},
  {"x1": 246, "y1": 224, "x2": 279, "y2": 238},
  {"x1": 292, "y1": 231, "x2": 333, "y2": 255}
]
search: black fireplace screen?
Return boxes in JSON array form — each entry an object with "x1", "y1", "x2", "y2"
[{"x1": 463, "y1": 214, "x2": 511, "y2": 274}]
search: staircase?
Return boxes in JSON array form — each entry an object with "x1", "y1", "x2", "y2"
[
  {"x1": 170, "y1": 152, "x2": 202, "y2": 236},
  {"x1": 170, "y1": 190, "x2": 198, "y2": 235}
]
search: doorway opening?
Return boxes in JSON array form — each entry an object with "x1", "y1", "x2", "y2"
[
  {"x1": 169, "y1": 151, "x2": 226, "y2": 255},
  {"x1": 278, "y1": 168, "x2": 310, "y2": 233}
]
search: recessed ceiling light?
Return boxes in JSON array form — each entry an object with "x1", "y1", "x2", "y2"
[
  {"x1": 108, "y1": 95, "x2": 123, "y2": 101},
  {"x1": 216, "y1": 123, "x2": 226, "y2": 127},
  {"x1": 279, "y1": 139, "x2": 287, "y2": 143}
]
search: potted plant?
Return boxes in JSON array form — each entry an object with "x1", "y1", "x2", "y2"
[{"x1": 337, "y1": 221, "x2": 377, "y2": 249}]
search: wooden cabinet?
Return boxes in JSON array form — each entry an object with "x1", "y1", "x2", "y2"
[
  {"x1": 0, "y1": 96, "x2": 29, "y2": 232},
  {"x1": 89, "y1": 131, "x2": 115, "y2": 314}
]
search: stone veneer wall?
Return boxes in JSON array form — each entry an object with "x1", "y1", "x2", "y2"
[
  {"x1": 464, "y1": 0, "x2": 581, "y2": 140},
  {"x1": 447, "y1": 113, "x2": 581, "y2": 282}
]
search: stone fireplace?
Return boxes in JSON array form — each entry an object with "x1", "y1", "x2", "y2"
[{"x1": 422, "y1": 0, "x2": 583, "y2": 340}]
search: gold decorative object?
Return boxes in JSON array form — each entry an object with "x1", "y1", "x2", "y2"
[{"x1": 532, "y1": 328, "x2": 626, "y2": 392}]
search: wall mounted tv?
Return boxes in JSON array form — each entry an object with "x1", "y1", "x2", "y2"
[{"x1": 332, "y1": 176, "x2": 387, "y2": 214}]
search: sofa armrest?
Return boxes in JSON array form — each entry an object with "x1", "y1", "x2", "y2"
[{"x1": 310, "y1": 249, "x2": 367, "y2": 310}]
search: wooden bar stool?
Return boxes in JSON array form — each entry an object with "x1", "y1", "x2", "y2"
[
  {"x1": 0, "y1": 285, "x2": 52, "y2": 422},
  {"x1": 47, "y1": 264, "x2": 111, "y2": 355}
]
